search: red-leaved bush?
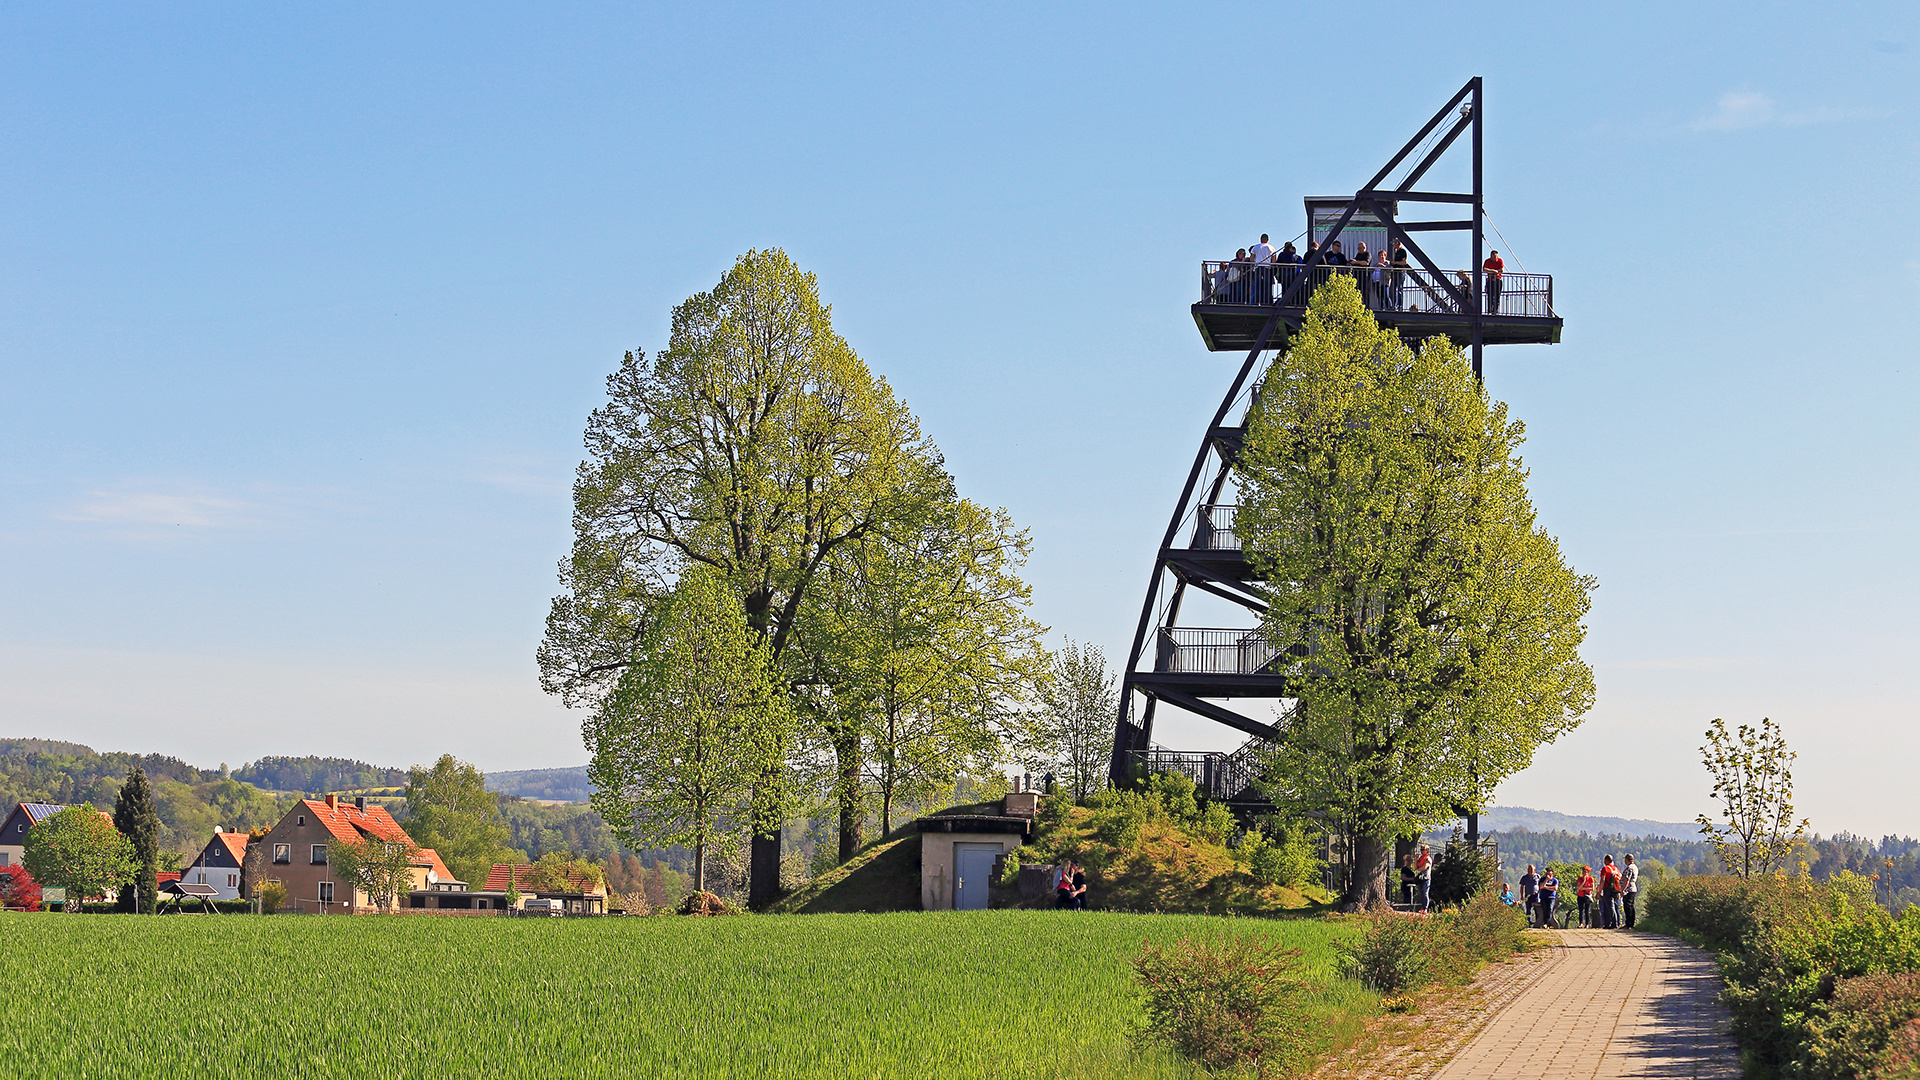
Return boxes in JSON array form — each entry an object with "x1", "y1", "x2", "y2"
[{"x1": 0, "y1": 865, "x2": 42, "y2": 911}]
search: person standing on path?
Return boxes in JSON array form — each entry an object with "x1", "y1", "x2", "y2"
[
  {"x1": 1575, "y1": 865, "x2": 1596, "y2": 928},
  {"x1": 1623, "y1": 854, "x2": 1640, "y2": 929},
  {"x1": 1599, "y1": 855, "x2": 1622, "y2": 929},
  {"x1": 1520, "y1": 864, "x2": 1539, "y2": 927},
  {"x1": 1535, "y1": 867, "x2": 1559, "y2": 928},
  {"x1": 1415, "y1": 844, "x2": 1434, "y2": 913}
]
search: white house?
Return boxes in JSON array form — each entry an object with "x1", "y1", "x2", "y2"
[{"x1": 181, "y1": 828, "x2": 251, "y2": 901}]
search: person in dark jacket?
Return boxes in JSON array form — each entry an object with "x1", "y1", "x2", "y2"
[
  {"x1": 1535, "y1": 867, "x2": 1560, "y2": 928},
  {"x1": 1520, "y1": 864, "x2": 1539, "y2": 927}
]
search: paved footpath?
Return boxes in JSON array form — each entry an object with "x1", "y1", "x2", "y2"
[{"x1": 1432, "y1": 929, "x2": 1744, "y2": 1080}]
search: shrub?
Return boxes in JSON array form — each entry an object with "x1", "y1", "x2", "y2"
[
  {"x1": 258, "y1": 880, "x2": 287, "y2": 915},
  {"x1": 678, "y1": 891, "x2": 732, "y2": 916},
  {"x1": 1132, "y1": 934, "x2": 1308, "y2": 1076},
  {"x1": 1339, "y1": 910, "x2": 1433, "y2": 993},
  {"x1": 0, "y1": 865, "x2": 42, "y2": 911},
  {"x1": 1238, "y1": 826, "x2": 1323, "y2": 890},
  {"x1": 1643, "y1": 874, "x2": 1783, "y2": 952},
  {"x1": 1444, "y1": 884, "x2": 1528, "y2": 965},
  {"x1": 1431, "y1": 828, "x2": 1496, "y2": 906},
  {"x1": 1799, "y1": 973, "x2": 1920, "y2": 1080}
]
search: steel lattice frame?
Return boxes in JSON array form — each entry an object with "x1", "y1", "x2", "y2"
[{"x1": 1107, "y1": 78, "x2": 1562, "y2": 802}]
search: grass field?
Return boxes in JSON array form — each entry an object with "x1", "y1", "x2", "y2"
[{"x1": 4, "y1": 909, "x2": 1371, "y2": 1078}]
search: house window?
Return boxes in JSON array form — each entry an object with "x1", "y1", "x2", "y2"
[
  {"x1": 319, "y1": 881, "x2": 334, "y2": 903},
  {"x1": 228, "y1": 874, "x2": 237, "y2": 888},
  {"x1": 14, "y1": 823, "x2": 22, "y2": 833},
  {"x1": 297, "y1": 815, "x2": 305, "y2": 826},
  {"x1": 272, "y1": 844, "x2": 290, "y2": 864},
  {"x1": 310, "y1": 845, "x2": 327, "y2": 865}
]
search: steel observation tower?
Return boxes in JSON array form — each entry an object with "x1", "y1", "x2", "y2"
[{"x1": 1107, "y1": 79, "x2": 1563, "y2": 809}]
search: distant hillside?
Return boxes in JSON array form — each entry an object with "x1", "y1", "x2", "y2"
[
  {"x1": 0, "y1": 737, "x2": 291, "y2": 859},
  {"x1": 488, "y1": 766, "x2": 591, "y2": 803},
  {"x1": 1472, "y1": 806, "x2": 1701, "y2": 840},
  {"x1": 232, "y1": 755, "x2": 407, "y2": 794}
]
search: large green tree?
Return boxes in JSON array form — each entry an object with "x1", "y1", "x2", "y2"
[
  {"x1": 112, "y1": 766, "x2": 160, "y2": 913},
  {"x1": 584, "y1": 566, "x2": 795, "y2": 893},
  {"x1": 326, "y1": 833, "x2": 420, "y2": 911},
  {"x1": 1026, "y1": 639, "x2": 1117, "y2": 801},
  {"x1": 23, "y1": 804, "x2": 135, "y2": 911},
  {"x1": 542, "y1": 249, "x2": 942, "y2": 906},
  {"x1": 1696, "y1": 717, "x2": 1808, "y2": 878},
  {"x1": 403, "y1": 754, "x2": 517, "y2": 887},
  {"x1": 803, "y1": 489, "x2": 1045, "y2": 856},
  {"x1": 1238, "y1": 277, "x2": 1595, "y2": 909}
]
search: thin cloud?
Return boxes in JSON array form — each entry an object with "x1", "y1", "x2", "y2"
[
  {"x1": 1694, "y1": 91, "x2": 1776, "y2": 131},
  {"x1": 1692, "y1": 91, "x2": 1884, "y2": 132},
  {"x1": 57, "y1": 489, "x2": 250, "y2": 527}
]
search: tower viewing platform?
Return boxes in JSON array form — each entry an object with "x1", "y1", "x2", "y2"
[{"x1": 1193, "y1": 257, "x2": 1560, "y2": 352}]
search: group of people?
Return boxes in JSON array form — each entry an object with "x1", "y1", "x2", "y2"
[
  {"x1": 1211, "y1": 232, "x2": 1507, "y2": 315},
  {"x1": 1398, "y1": 844, "x2": 1437, "y2": 912},
  {"x1": 1505, "y1": 855, "x2": 1639, "y2": 930}
]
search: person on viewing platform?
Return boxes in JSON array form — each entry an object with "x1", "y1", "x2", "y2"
[
  {"x1": 1323, "y1": 239, "x2": 1348, "y2": 266},
  {"x1": 1414, "y1": 844, "x2": 1433, "y2": 913},
  {"x1": 1483, "y1": 249, "x2": 1504, "y2": 313},
  {"x1": 1249, "y1": 234, "x2": 1274, "y2": 302},
  {"x1": 1622, "y1": 855, "x2": 1640, "y2": 929},
  {"x1": 1575, "y1": 865, "x2": 1596, "y2": 928},
  {"x1": 1349, "y1": 242, "x2": 1372, "y2": 304},
  {"x1": 1536, "y1": 867, "x2": 1559, "y2": 928},
  {"x1": 1520, "y1": 864, "x2": 1539, "y2": 926},
  {"x1": 1599, "y1": 855, "x2": 1622, "y2": 930},
  {"x1": 1390, "y1": 243, "x2": 1410, "y2": 309},
  {"x1": 1453, "y1": 269, "x2": 1473, "y2": 312},
  {"x1": 1370, "y1": 250, "x2": 1390, "y2": 309},
  {"x1": 1273, "y1": 240, "x2": 1300, "y2": 298}
]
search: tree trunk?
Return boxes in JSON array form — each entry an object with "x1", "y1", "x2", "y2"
[
  {"x1": 693, "y1": 842, "x2": 705, "y2": 895},
  {"x1": 1465, "y1": 811, "x2": 1479, "y2": 850},
  {"x1": 748, "y1": 831, "x2": 780, "y2": 908},
  {"x1": 835, "y1": 731, "x2": 863, "y2": 862},
  {"x1": 1342, "y1": 833, "x2": 1394, "y2": 911}
]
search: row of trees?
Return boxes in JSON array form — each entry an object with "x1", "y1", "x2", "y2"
[{"x1": 543, "y1": 250, "x2": 1113, "y2": 901}]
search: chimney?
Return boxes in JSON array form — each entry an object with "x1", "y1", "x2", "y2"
[
  {"x1": 325, "y1": 794, "x2": 338, "y2": 809},
  {"x1": 354, "y1": 796, "x2": 366, "y2": 811}
]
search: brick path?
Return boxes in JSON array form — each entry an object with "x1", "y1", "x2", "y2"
[{"x1": 1431, "y1": 930, "x2": 1743, "y2": 1080}]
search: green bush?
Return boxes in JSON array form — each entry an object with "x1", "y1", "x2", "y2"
[
  {"x1": 1799, "y1": 972, "x2": 1920, "y2": 1080},
  {"x1": 1651, "y1": 874, "x2": 1920, "y2": 1079},
  {"x1": 1431, "y1": 828, "x2": 1496, "y2": 906},
  {"x1": 1132, "y1": 934, "x2": 1309, "y2": 1076},
  {"x1": 1338, "y1": 910, "x2": 1432, "y2": 992}
]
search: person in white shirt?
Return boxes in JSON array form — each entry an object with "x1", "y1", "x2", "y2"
[
  {"x1": 1247, "y1": 235, "x2": 1275, "y2": 304},
  {"x1": 1249, "y1": 234, "x2": 1274, "y2": 263},
  {"x1": 1622, "y1": 854, "x2": 1640, "y2": 929}
]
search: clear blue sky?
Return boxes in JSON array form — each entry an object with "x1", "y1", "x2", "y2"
[{"x1": 3, "y1": 5, "x2": 1916, "y2": 835}]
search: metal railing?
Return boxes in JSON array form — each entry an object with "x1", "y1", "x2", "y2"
[
  {"x1": 1132, "y1": 735, "x2": 1271, "y2": 803},
  {"x1": 1155, "y1": 626, "x2": 1281, "y2": 675},
  {"x1": 1200, "y1": 261, "x2": 1553, "y2": 318},
  {"x1": 1188, "y1": 504, "x2": 1241, "y2": 551}
]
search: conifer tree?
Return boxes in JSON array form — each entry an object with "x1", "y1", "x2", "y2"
[{"x1": 113, "y1": 767, "x2": 160, "y2": 913}]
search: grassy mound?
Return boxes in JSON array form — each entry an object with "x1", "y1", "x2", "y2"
[{"x1": 769, "y1": 833, "x2": 920, "y2": 914}]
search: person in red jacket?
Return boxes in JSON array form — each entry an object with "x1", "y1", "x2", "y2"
[
  {"x1": 1482, "y1": 250, "x2": 1504, "y2": 314},
  {"x1": 1575, "y1": 865, "x2": 1597, "y2": 928},
  {"x1": 1599, "y1": 855, "x2": 1622, "y2": 929}
]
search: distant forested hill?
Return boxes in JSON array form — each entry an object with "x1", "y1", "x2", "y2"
[
  {"x1": 232, "y1": 756, "x2": 407, "y2": 793},
  {"x1": 1472, "y1": 806, "x2": 1700, "y2": 840},
  {"x1": 0, "y1": 738, "x2": 292, "y2": 860},
  {"x1": 487, "y1": 766, "x2": 591, "y2": 803}
]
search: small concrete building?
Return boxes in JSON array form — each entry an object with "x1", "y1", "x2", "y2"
[{"x1": 914, "y1": 793, "x2": 1038, "y2": 912}]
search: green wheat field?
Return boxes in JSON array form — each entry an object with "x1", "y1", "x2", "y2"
[{"x1": 3, "y1": 909, "x2": 1370, "y2": 1079}]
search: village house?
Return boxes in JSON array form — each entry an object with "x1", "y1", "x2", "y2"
[
  {"x1": 181, "y1": 828, "x2": 251, "y2": 901},
  {"x1": 254, "y1": 795, "x2": 454, "y2": 914},
  {"x1": 0, "y1": 802, "x2": 116, "y2": 870},
  {"x1": 481, "y1": 863, "x2": 608, "y2": 915}
]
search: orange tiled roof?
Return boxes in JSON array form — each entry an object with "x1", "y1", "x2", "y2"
[
  {"x1": 157, "y1": 870, "x2": 183, "y2": 884},
  {"x1": 212, "y1": 831, "x2": 251, "y2": 862},
  {"x1": 483, "y1": 863, "x2": 604, "y2": 894},
  {"x1": 300, "y1": 799, "x2": 416, "y2": 848},
  {"x1": 411, "y1": 848, "x2": 455, "y2": 882}
]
